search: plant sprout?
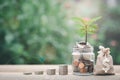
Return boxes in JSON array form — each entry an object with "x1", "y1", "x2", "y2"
[{"x1": 73, "y1": 16, "x2": 101, "y2": 45}]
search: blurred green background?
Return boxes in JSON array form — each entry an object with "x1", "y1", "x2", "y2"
[{"x1": 0, "y1": 0, "x2": 120, "y2": 64}]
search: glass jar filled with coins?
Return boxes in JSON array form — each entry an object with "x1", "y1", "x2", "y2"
[{"x1": 72, "y1": 42, "x2": 95, "y2": 75}]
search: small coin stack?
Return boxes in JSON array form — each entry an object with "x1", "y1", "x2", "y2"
[
  {"x1": 34, "y1": 71, "x2": 44, "y2": 75},
  {"x1": 59, "y1": 65, "x2": 68, "y2": 75},
  {"x1": 47, "y1": 69, "x2": 56, "y2": 75},
  {"x1": 23, "y1": 72, "x2": 32, "y2": 75}
]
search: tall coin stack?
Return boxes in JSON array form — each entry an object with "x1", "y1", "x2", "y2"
[{"x1": 59, "y1": 65, "x2": 68, "y2": 75}]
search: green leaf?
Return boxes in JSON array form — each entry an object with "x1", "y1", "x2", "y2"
[
  {"x1": 77, "y1": 30, "x2": 85, "y2": 36},
  {"x1": 76, "y1": 27, "x2": 86, "y2": 36},
  {"x1": 91, "y1": 16, "x2": 102, "y2": 22},
  {"x1": 88, "y1": 28, "x2": 97, "y2": 34},
  {"x1": 89, "y1": 24, "x2": 98, "y2": 29},
  {"x1": 72, "y1": 17, "x2": 85, "y2": 26},
  {"x1": 88, "y1": 16, "x2": 102, "y2": 25}
]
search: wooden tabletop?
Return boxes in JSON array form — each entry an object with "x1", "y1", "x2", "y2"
[{"x1": 0, "y1": 65, "x2": 120, "y2": 80}]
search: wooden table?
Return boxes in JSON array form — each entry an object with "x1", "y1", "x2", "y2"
[{"x1": 0, "y1": 65, "x2": 120, "y2": 80}]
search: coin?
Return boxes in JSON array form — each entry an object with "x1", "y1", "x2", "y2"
[
  {"x1": 88, "y1": 65, "x2": 93, "y2": 73},
  {"x1": 59, "y1": 65, "x2": 68, "y2": 75},
  {"x1": 73, "y1": 60, "x2": 79, "y2": 66},
  {"x1": 73, "y1": 66, "x2": 79, "y2": 72},
  {"x1": 23, "y1": 72, "x2": 32, "y2": 75},
  {"x1": 47, "y1": 69, "x2": 56, "y2": 75},
  {"x1": 80, "y1": 67, "x2": 87, "y2": 73},
  {"x1": 59, "y1": 71, "x2": 68, "y2": 75},
  {"x1": 34, "y1": 71, "x2": 44, "y2": 75},
  {"x1": 79, "y1": 62, "x2": 85, "y2": 69}
]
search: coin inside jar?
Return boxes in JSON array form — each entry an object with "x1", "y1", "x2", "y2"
[
  {"x1": 73, "y1": 60, "x2": 79, "y2": 66},
  {"x1": 80, "y1": 67, "x2": 87, "y2": 73},
  {"x1": 79, "y1": 62, "x2": 85, "y2": 69}
]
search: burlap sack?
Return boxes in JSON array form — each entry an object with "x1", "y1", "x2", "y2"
[{"x1": 94, "y1": 46, "x2": 114, "y2": 75}]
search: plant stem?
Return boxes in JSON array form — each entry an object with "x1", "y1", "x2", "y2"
[{"x1": 85, "y1": 25, "x2": 87, "y2": 45}]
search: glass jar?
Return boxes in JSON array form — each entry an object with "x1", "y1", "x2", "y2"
[{"x1": 72, "y1": 42, "x2": 95, "y2": 75}]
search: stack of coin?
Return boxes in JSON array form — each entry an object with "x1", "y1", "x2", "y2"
[
  {"x1": 59, "y1": 65, "x2": 68, "y2": 75},
  {"x1": 47, "y1": 69, "x2": 56, "y2": 75},
  {"x1": 34, "y1": 71, "x2": 44, "y2": 75},
  {"x1": 23, "y1": 72, "x2": 32, "y2": 75}
]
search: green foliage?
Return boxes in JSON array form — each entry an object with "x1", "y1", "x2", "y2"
[
  {"x1": 95, "y1": 5, "x2": 120, "y2": 65},
  {"x1": 73, "y1": 16, "x2": 101, "y2": 43},
  {"x1": 0, "y1": 0, "x2": 75, "y2": 64},
  {"x1": 73, "y1": 17, "x2": 101, "y2": 34}
]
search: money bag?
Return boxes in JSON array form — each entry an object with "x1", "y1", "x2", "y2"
[{"x1": 94, "y1": 46, "x2": 114, "y2": 75}]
